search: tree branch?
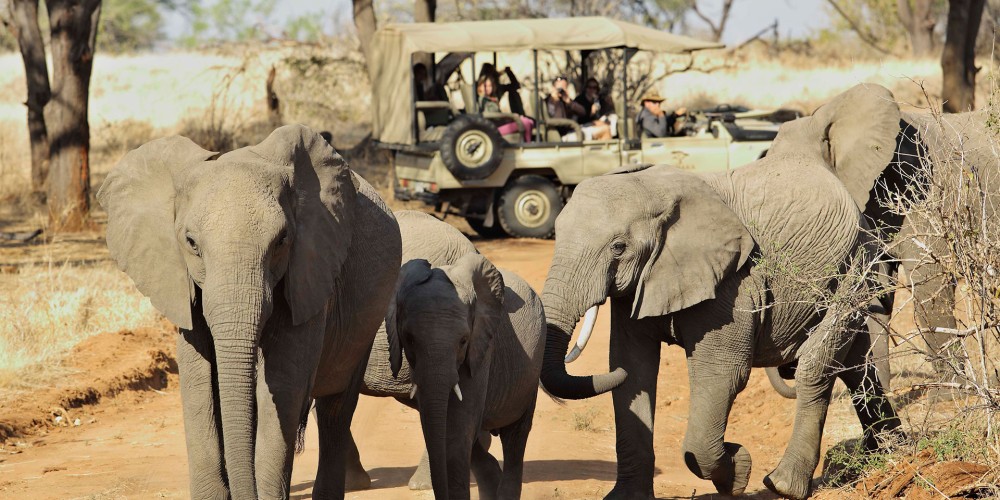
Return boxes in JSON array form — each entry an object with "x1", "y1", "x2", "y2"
[{"x1": 825, "y1": 0, "x2": 896, "y2": 55}]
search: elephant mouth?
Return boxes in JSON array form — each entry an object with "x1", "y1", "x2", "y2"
[{"x1": 564, "y1": 298, "x2": 607, "y2": 363}]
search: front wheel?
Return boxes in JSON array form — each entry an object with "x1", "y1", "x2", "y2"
[{"x1": 497, "y1": 175, "x2": 563, "y2": 239}]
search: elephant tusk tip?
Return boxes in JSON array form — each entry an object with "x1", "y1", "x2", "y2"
[
  {"x1": 409, "y1": 384, "x2": 418, "y2": 399},
  {"x1": 453, "y1": 384, "x2": 463, "y2": 402},
  {"x1": 565, "y1": 346, "x2": 583, "y2": 363}
]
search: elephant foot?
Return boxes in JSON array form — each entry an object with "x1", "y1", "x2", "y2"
[
  {"x1": 712, "y1": 443, "x2": 752, "y2": 496},
  {"x1": 345, "y1": 466, "x2": 371, "y2": 491},
  {"x1": 763, "y1": 459, "x2": 812, "y2": 500},
  {"x1": 603, "y1": 482, "x2": 654, "y2": 500},
  {"x1": 408, "y1": 467, "x2": 432, "y2": 491}
]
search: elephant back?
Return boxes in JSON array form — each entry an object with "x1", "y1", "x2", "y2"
[{"x1": 397, "y1": 210, "x2": 478, "y2": 266}]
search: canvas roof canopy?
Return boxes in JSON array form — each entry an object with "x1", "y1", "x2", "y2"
[{"x1": 368, "y1": 17, "x2": 724, "y2": 145}]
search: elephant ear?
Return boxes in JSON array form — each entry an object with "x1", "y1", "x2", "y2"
[
  {"x1": 452, "y1": 253, "x2": 504, "y2": 378},
  {"x1": 387, "y1": 259, "x2": 434, "y2": 379},
  {"x1": 768, "y1": 84, "x2": 901, "y2": 210},
  {"x1": 97, "y1": 137, "x2": 218, "y2": 330},
  {"x1": 232, "y1": 124, "x2": 358, "y2": 325},
  {"x1": 632, "y1": 168, "x2": 756, "y2": 320}
]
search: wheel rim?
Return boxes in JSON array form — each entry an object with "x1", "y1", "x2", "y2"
[
  {"x1": 456, "y1": 130, "x2": 493, "y2": 167},
  {"x1": 514, "y1": 190, "x2": 551, "y2": 228}
]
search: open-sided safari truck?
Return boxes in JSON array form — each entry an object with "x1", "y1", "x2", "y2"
[{"x1": 370, "y1": 17, "x2": 781, "y2": 238}]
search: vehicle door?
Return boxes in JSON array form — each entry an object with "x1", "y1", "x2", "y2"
[{"x1": 640, "y1": 121, "x2": 730, "y2": 173}]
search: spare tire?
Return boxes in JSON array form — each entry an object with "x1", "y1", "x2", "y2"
[{"x1": 440, "y1": 115, "x2": 504, "y2": 180}]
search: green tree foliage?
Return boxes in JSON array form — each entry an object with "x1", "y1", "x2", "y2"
[
  {"x1": 178, "y1": 0, "x2": 277, "y2": 46},
  {"x1": 98, "y1": 0, "x2": 165, "y2": 52}
]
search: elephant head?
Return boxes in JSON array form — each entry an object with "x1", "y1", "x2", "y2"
[
  {"x1": 97, "y1": 124, "x2": 356, "y2": 498},
  {"x1": 540, "y1": 165, "x2": 756, "y2": 399},
  {"x1": 385, "y1": 253, "x2": 505, "y2": 498}
]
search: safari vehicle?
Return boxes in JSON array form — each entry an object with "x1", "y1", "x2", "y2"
[{"x1": 369, "y1": 17, "x2": 784, "y2": 238}]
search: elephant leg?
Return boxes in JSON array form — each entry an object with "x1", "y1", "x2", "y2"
[
  {"x1": 255, "y1": 316, "x2": 327, "y2": 498},
  {"x1": 313, "y1": 360, "x2": 366, "y2": 500},
  {"x1": 605, "y1": 298, "x2": 664, "y2": 500},
  {"x1": 344, "y1": 430, "x2": 372, "y2": 491},
  {"x1": 177, "y1": 325, "x2": 229, "y2": 500},
  {"x1": 471, "y1": 434, "x2": 501, "y2": 500},
  {"x1": 837, "y1": 329, "x2": 903, "y2": 452},
  {"x1": 408, "y1": 449, "x2": 433, "y2": 490},
  {"x1": 496, "y1": 399, "x2": 536, "y2": 500},
  {"x1": 674, "y1": 297, "x2": 754, "y2": 497},
  {"x1": 907, "y1": 261, "x2": 959, "y2": 378},
  {"x1": 764, "y1": 311, "x2": 863, "y2": 500},
  {"x1": 679, "y1": 346, "x2": 753, "y2": 496}
]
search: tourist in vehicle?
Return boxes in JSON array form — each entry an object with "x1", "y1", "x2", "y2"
[
  {"x1": 636, "y1": 90, "x2": 688, "y2": 138},
  {"x1": 573, "y1": 77, "x2": 616, "y2": 140},
  {"x1": 413, "y1": 62, "x2": 448, "y2": 102},
  {"x1": 544, "y1": 76, "x2": 586, "y2": 140},
  {"x1": 479, "y1": 63, "x2": 526, "y2": 115},
  {"x1": 477, "y1": 74, "x2": 535, "y2": 142}
]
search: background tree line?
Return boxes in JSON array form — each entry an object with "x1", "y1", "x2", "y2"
[{"x1": 0, "y1": 0, "x2": 996, "y2": 232}]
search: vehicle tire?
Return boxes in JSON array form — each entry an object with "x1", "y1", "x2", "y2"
[
  {"x1": 439, "y1": 115, "x2": 504, "y2": 180},
  {"x1": 497, "y1": 175, "x2": 563, "y2": 239},
  {"x1": 466, "y1": 217, "x2": 507, "y2": 239}
]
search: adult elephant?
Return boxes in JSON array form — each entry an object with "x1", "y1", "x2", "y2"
[
  {"x1": 346, "y1": 209, "x2": 479, "y2": 490},
  {"x1": 540, "y1": 85, "x2": 903, "y2": 500},
  {"x1": 766, "y1": 103, "x2": 997, "y2": 398},
  {"x1": 98, "y1": 125, "x2": 402, "y2": 499}
]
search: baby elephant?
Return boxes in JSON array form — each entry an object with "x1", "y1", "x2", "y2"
[{"x1": 387, "y1": 253, "x2": 544, "y2": 500}]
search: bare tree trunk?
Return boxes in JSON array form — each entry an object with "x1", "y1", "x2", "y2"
[
  {"x1": 353, "y1": 0, "x2": 377, "y2": 61},
  {"x1": 45, "y1": 0, "x2": 101, "y2": 231},
  {"x1": 413, "y1": 0, "x2": 436, "y2": 68},
  {"x1": 4, "y1": 0, "x2": 51, "y2": 196},
  {"x1": 942, "y1": 0, "x2": 986, "y2": 113},
  {"x1": 266, "y1": 65, "x2": 281, "y2": 127},
  {"x1": 898, "y1": 0, "x2": 937, "y2": 57},
  {"x1": 414, "y1": 0, "x2": 436, "y2": 22}
]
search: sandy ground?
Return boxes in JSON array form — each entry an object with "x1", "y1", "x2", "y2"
[{"x1": 0, "y1": 236, "x2": 873, "y2": 500}]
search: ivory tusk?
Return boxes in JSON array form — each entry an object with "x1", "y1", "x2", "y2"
[
  {"x1": 453, "y1": 384, "x2": 463, "y2": 402},
  {"x1": 565, "y1": 304, "x2": 600, "y2": 363},
  {"x1": 409, "y1": 384, "x2": 418, "y2": 399}
]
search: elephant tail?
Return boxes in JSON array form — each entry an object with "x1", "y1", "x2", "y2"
[{"x1": 295, "y1": 398, "x2": 314, "y2": 455}]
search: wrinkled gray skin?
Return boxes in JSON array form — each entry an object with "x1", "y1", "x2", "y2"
[
  {"x1": 539, "y1": 85, "x2": 904, "y2": 500},
  {"x1": 388, "y1": 253, "x2": 545, "y2": 500},
  {"x1": 98, "y1": 125, "x2": 402, "y2": 500},
  {"x1": 767, "y1": 107, "x2": 998, "y2": 398},
  {"x1": 344, "y1": 209, "x2": 479, "y2": 491}
]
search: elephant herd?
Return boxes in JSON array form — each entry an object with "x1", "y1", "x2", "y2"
[{"x1": 97, "y1": 83, "x2": 994, "y2": 499}]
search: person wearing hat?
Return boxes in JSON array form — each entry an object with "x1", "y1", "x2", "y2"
[{"x1": 636, "y1": 90, "x2": 687, "y2": 138}]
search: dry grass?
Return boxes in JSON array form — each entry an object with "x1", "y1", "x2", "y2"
[{"x1": 0, "y1": 261, "x2": 160, "y2": 392}]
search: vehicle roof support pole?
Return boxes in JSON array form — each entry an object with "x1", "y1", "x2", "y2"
[
  {"x1": 533, "y1": 49, "x2": 540, "y2": 142},
  {"x1": 411, "y1": 53, "x2": 419, "y2": 143},
  {"x1": 471, "y1": 52, "x2": 478, "y2": 113}
]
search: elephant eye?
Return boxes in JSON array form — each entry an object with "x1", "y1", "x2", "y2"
[
  {"x1": 185, "y1": 233, "x2": 199, "y2": 254},
  {"x1": 611, "y1": 241, "x2": 626, "y2": 257},
  {"x1": 276, "y1": 230, "x2": 289, "y2": 247}
]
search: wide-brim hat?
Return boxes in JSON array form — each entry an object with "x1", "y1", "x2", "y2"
[{"x1": 639, "y1": 91, "x2": 665, "y2": 103}]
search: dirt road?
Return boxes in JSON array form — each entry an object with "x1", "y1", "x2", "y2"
[{"x1": 0, "y1": 237, "x2": 862, "y2": 499}]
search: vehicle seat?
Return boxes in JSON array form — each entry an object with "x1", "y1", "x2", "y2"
[{"x1": 539, "y1": 99, "x2": 583, "y2": 142}]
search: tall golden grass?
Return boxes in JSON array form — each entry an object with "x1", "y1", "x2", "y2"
[{"x1": 0, "y1": 262, "x2": 159, "y2": 392}]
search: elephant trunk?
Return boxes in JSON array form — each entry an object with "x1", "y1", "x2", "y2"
[
  {"x1": 205, "y1": 275, "x2": 271, "y2": 499},
  {"x1": 540, "y1": 259, "x2": 627, "y2": 400},
  {"x1": 416, "y1": 373, "x2": 452, "y2": 500}
]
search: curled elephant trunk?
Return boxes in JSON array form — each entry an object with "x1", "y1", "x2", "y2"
[{"x1": 540, "y1": 272, "x2": 627, "y2": 400}]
